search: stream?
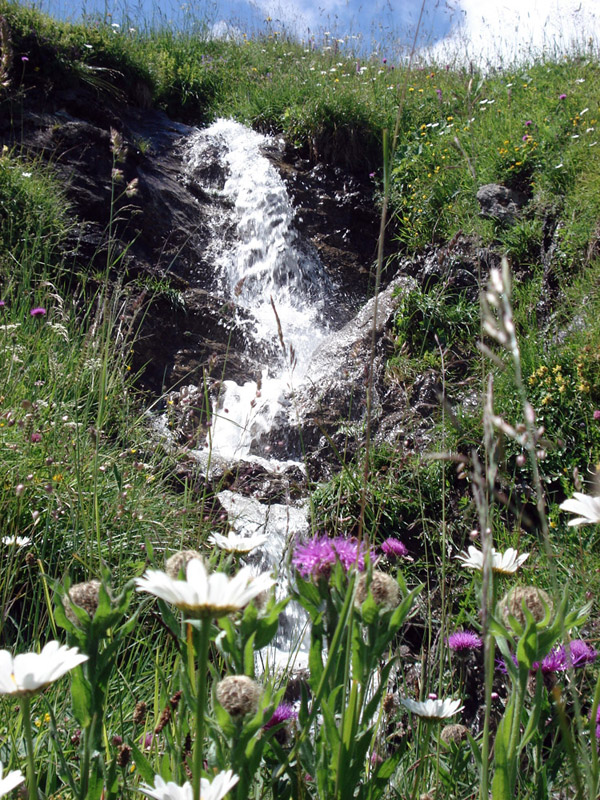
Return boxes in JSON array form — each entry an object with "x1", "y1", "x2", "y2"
[{"x1": 182, "y1": 119, "x2": 345, "y2": 667}]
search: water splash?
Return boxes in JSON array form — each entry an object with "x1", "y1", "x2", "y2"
[{"x1": 186, "y1": 119, "x2": 331, "y2": 459}]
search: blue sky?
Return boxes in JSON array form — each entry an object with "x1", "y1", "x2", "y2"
[{"x1": 37, "y1": 0, "x2": 600, "y2": 64}]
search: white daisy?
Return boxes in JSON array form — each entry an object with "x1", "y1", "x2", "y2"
[
  {"x1": 559, "y1": 492, "x2": 600, "y2": 525},
  {"x1": 135, "y1": 558, "x2": 274, "y2": 619},
  {"x1": 0, "y1": 763, "x2": 24, "y2": 797},
  {"x1": 1, "y1": 536, "x2": 31, "y2": 548},
  {"x1": 400, "y1": 697, "x2": 464, "y2": 720},
  {"x1": 208, "y1": 531, "x2": 268, "y2": 553},
  {"x1": 455, "y1": 546, "x2": 529, "y2": 575},
  {"x1": 139, "y1": 770, "x2": 238, "y2": 800},
  {"x1": 0, "y1": 641, "x2": 88, "y2": 697}
]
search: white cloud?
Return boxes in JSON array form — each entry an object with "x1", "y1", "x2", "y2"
[{"x1": 429, "y1": 0, "x2": 600, "y2": 66}]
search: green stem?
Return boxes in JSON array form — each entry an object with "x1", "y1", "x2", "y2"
[
  {"x1": 193, "y1": 617, "x2": 211, "y2": 800},
  {"x1": 20, "y1": 695, "x2": 38, "y2": 800},
  {"x1": 480, "y1": 575, "x2": 496, "y2": 800}
]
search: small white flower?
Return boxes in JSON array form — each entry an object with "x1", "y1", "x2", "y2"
[
  {"x1": 139, "y1": 770, "x2": 238, "y2": 800},
  {"x1": 1, "y1": 536, "x2": 31, "y2": 547},
  {"x1": 21, "y1": 172, "x2": 32, "y2": 178},
  {"x1": 0, "y1": 763, "x2": 24, "y2": 797},
  {"x1": 559, "y1": 492, "x2": 600, "y2": 525},
  {"x1": 400, "y1": 697, "x2": 463, "y2": 720},
  {"x1": 208, "y1": 531, "x2": 267, "y2": 553},
  {"x1": 136, "y1": 559, "x2": 274, "y2": 619},
  {"x1": 0, "y1": 641, "x2": 88, "y2": 697},
  {"x1": 455, "y1": 546, "x2": 529, "y2": 574}
]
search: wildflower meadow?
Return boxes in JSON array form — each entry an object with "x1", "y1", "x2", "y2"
[{"x1": 1, "y1": 0, "x2": 600, "y2": 798}]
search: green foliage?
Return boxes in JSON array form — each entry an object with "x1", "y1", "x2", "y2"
[
  {"x1": 393, "y1": 284, "x2": 480, "y2": 355},
  {"x1": 0, "y1": 150, "x2": 69, "y2": 283},
  {"x1": 3, "y1": 3, "x2": 600, "y2": 798},
  {"x1": 311, "y1": 445, "x2": 446, "y2": 542}
]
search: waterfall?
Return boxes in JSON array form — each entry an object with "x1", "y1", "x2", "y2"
[
  {"x1": 183, "y1": 119, "x2": 337, "y2": 668},
  {"x1": 185, "y1": 119, "x2": 331, "y2": 462}
]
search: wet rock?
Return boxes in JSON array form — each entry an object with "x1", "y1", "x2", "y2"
[
  {"x1": 258, "y1": 275, "x2": 417, "y2": 478},
  {"x1": 476, "y1": 183, "x2": 528, "y2": 222},
  {"x1": 226, "y1": 461, "x2": 307, "y2": 502},
  {"x1": 392, "y1": 234, "x2": 499, "y2": 300}
]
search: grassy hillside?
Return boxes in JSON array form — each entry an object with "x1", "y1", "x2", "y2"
[{"x1": 1, "y1": 2, "x2": 600, "y2": 798}]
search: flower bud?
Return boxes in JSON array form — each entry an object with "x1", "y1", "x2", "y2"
[
  {"x1": 499, "y1": 585, "x2": 553, "y2": 630},
  {"x1": 64, "y1": 580, "x2": 101, "y2": 625},
  {"x1": 216, "y1": 675, "x2": 261, "y2": 718},
  {"x1": 165, "y1": 550, "x2": 203, "y2": 579},
  {"x1": 355, "y1": 571, "x2": 400, "y2": 610},
  {"x1": 440, "y1": 723, "x2": 469, "y2": 747}
]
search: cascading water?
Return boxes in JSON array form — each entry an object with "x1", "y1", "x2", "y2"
[
  {"x1": 184, "y1": 119, "x2": 337, "y2": 668},
  {"x1": 185, "y1": 119, "x2": 332, "y2": 461}
]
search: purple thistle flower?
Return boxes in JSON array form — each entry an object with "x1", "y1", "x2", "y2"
[
  {"x1": 331, "y1": 536, "x2": 371, "y2": 572},
  {"x1": 381, "y1": 537, "x2": 408, "y2": 559},
  {"x1": 436, "y1": 88, "x2": 443, "y2": 100},
  {"x1": 292, "y1": 535, "x2": 370, "y2": 579},
  {"x1": 559, "y1": 93, "x2": 567, "y2": 100},
  {"x1": 566, "y1": 639, "x2": 597, "y2": 667},
  {"x1": 293, "y1": 536, "x2": 334, "y2": 579},
  {"x1": 0, "y1": 300, "x2": 5, "y2": 308},
  {"x1": 496, "y1": 653, "x2": 518, "y2": 674},
  {"x1": 447, "y1": 630, "x2": 482, "y2": 653},
  {"x1": 536, "y1": 646, "x2": 566, "y2": 673},
  {"x1": 264, "y1": 703, "x2": 297, "y2": 730},
  {"x1": 30, "y1": 432, "x2": 42, "y2": 443},
  {"x1": 21, "y1": 56, "x2": 29, "y2": 62},
  {"x1": 30, "y1": 307, "x2": 46, "y2": 317},
  {"x1": 522, "y1": 134, "x2": 529, "y2": 141},
  {"x1": 594, "y1": 410, "x2": 600, "y2": 421},
  {"x1": 525, "y1": 120, "x2": 533, "y2": 126}
]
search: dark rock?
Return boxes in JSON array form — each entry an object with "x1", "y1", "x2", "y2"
[{"x1": 476, "y1": 183, "x2": 528, "y2": 222}]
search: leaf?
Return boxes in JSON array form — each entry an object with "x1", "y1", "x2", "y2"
[
  {"x1": 70, "y1": 666, "x2": 92, "y2": 727},
  {"x1": 492, "y1": 697, "x2": 516, "y2": 799},
  {"x1": 308, "y1": 615, "x2": 324, "y2": 691},
  {"x1": 341, "y1": 681, "x2": 359, "y2": 752},
  {"x1": 129, "y1": 740, "x2": 156, "y2": 784},
  {"x1": 388, "y1": 584, "x2": 423, "y2": 634},
  {"x1": 516, "y1": 614, "x2": 538, "y2": 673},
  {"x1": 360, "y1": 593, "x2": 379, "y2": 625},
  {"x1": 243, "y1": 632, "x2": 256, "y2": 677}
]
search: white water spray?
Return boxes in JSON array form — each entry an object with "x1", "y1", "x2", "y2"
[{"x1": 185, "y1": 119, "x2": 331, "y2": 460}]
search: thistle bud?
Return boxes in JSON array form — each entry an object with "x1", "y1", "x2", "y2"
[
  {"x1": 355, "y1": 571, "x2": 400, "y2": 610},
  {"x1": 499, "y1": 585, "x2": 553, "y2": 630},
  {"x1": 165, "y1": 550, "x2": 203, "y2": 579},
  {"x1": 216, "y1": 675, "x2": 261, "y2": 718},
  {"x1": 64, "y1": 580, "x2": 101, "y2": 625},
  {"x1": 440, "y1": 723, "x2": 469, "y2": 747}
]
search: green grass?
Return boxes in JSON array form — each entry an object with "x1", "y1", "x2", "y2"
[{"x1": 3, "y1": 1, "x2": 600, "y2": 797}]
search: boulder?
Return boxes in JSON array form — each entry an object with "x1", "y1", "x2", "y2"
[{"x1": 476, "y1": 183, "x2": 528, "y2": 221}]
